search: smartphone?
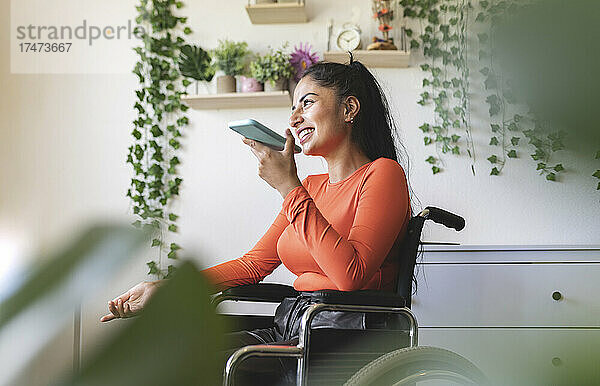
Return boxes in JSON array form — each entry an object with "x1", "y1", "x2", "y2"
[{"x1": 228, "y1": 119, "x2": 302, "y2": 153}]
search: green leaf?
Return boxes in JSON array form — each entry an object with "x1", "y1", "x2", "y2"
[
  {"x1": 553, "y1": 164, "x2": 564, "y2": 172},
  {"x1": 151, "y1": 239, "x2": 161, "y2": 247},
  {"x1": 424, "y1": 137, "x2": 432, "y2": 146},
  {"x1": 537, "y1": 163, "x2": 546, "y2": 170},
  {"x1": 167, "y1": 250, "x2": 177, "y2": 259},
  {"x1": 546, "y1": 172, "x2": 556, "y2": 181},
  {"x1": 420, "y1": 63, "x2": 430, "y2": 71},
  {"x1": 425, "y1": 156, "x2": 436, "y2": 164},
  {"x1": 146, "y1": 261, "x2": 159, "y2": 275},
  {"x1": 511, "y1": 137, "x2": 520, "y2": 146},
  {"x1": 419, "y1": 123, "x2": 431, "y2": 132},
  {"x1": 595, "y1": 150, "x2": 600, "y2": 159},
  {"x1": 170, "y1": 242, "x2": 181, "y2": 251},
  {"x1": 592, "y1": 170, "x2": 600, "y2": 179},
  {"x1": 410, "y1": 39, "x2": 420, "y2": 49},
  {"x1": 168, "y1": 224, "x2": 178, "y2": 232},
  {"x1": 490, "y1": 167, "x2": 500, "y2": 176},
  {"x1": 507, "y1": 150, "x2": 517, "y2": 158},
  {"x1": 508, "y1": 122, "x2": 519, "y2": 132},
  {"x1": 169, "y1": 213, "x2": 179, "y2": 221},
  {"x1": 451, "y1": 146, "x2": 460, "y2": 155},
  {"x1": 597, "y1": 182, "x2": 600, "y2": 190},
  {"x1": 491, "y1": 124, "x2": 500, "y2": 133},
  {"x1": 451, "y1": 134, "x2": 460, "y2": 142},
  {"x1": 487, "y1": 155, "x2": 498, "y2": 164},
  {"x1": 489, "y1": 137, "x2": 499, "y2": 146},
  {"x1": 432, "y1": 166, "x2": 441, "y2": 174},
  {"x1": 132, "y1": 129, "x2": 142, "y2": 140}
]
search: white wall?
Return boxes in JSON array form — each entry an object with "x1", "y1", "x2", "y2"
[{"x1": 1, "y1": 0, "x2": 599, "y2": 384}]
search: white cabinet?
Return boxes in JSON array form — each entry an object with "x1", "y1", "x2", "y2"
[{"x1": 412, "y1": 245, "x2": 600, "y2": 385}]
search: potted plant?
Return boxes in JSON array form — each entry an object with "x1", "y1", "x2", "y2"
[
  {"x1": 239, "y1": 51, "x2": 264, "y2": 93},
  {"x1": 178, "y1": 44, "x2": 215, "y2": 95},
  {"x1": 213, "y1": 40, "x2": 249, "y2": 93},
  {"x1": 250, "y1": 45, "x2": 294, "y2": 92}
]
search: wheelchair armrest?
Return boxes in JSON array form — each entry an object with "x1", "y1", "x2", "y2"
[
  {"x1": 307, "y1": 289, "x2": 406, "y2": 308},
  {"x1": 214, "y1": 283, "x2": 299, "y2": 305}
]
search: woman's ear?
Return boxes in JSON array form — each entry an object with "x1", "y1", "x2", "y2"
[{"x1": 344, "y1": 96, "x2": 360, "y2": 122}]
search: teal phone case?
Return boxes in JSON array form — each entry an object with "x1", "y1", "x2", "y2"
[{"x1": 228, "y1": 119, "x2": 302, "y2": 153}]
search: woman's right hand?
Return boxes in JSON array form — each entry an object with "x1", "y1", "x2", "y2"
[{"x1": 100, "y1": 280, "x2": 162, "y2": 322}]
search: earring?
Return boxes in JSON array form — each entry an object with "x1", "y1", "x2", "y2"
[{"x1": 350, "y1": 116, "x2": 354, "y2": 123}]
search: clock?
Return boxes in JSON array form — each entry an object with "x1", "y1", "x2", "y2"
[{"x1": 336, "y1": 23, "x2": 362, "y2": 51}]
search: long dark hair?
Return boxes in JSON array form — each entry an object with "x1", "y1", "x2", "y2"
[
  {"x1": 300, "y1": 55, "x2": 423, "y2": 296},
  {"x1": 300, "y1": 54, "x2": 421, "y2": 218}
]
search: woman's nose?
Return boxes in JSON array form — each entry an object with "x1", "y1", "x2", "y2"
[{"x1": 289, "y1": 109, "x2": 303, "y2": 128}]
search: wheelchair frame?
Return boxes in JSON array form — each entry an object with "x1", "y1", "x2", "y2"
[{"x1": 216, "y1": 207, "x2": 465, "y2": 386}]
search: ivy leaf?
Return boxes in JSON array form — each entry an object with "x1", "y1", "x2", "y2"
[
  {"x1": 546, "y1": 172, "x2": 556, "y2": 181},
  {"x1": 489, "y1": 137, "x2": 499, "y2": 146},
  {"x1": 146, "y1": 261, "x2": 159, "y2": 275},
  {"x1": 150, "y1": 125, "x2": 163, "y2": 137},
  {"x1": 165, "y1": 265, "x2": 177, "y2": 279},
  {"x1": 507, "y1": 150, "x2": 517, "y2": 158},
  {"x1": 537, "y1": 163, "x2": 546, "y2": 170},
  {"x1": 553, "y1": 164, "x2": 564, "y2": 172},
  {"x1": 597, "y1": 182, "x2": 600, "y2": 190},
  {"x1": 595, "y1": 150, "x2": 600, "y2": 159},
  {"x1": 484, "y1": 75, "x2": 497, "y2": 90},
  {"x1": 419, "y1": 123, "x2": 431, "y2": 132},
  {"x1": 490, "y1": 167, "x2": 500, "y2": 176},
  {"x1": 169, "y1": 139, "x2": 181, "y2": 149},
  {"x1": 425, "y1": 156, "x2": 436, "y2": 164},
  {"x1": 451, "y1": 134, "x2": 460, "y2": 142},
  {"x1": 432, "y1": 166, "x2": 441, "y2": 174},
  {"x1": 168, "y1": 224, "x2": 178, "y2": 232},
  {"x1": 451, "y1": 146, "x2": 460, "y2": 155},
  {"x1": 170, "y1": 242, "x2": 181, "y2": 251},
  {"x1": 420, "y1": 63, "x2": 430, "y2": 71},
  {"x1": 424, "y1": 137, "x2": 432, "y2": 145},
  {"x1": 167, "y1": 250, "x2": 177, "y2": 259},
  {"x1": 592, "y1": 170, "x2": 600, "y2": 179},
  {"x1": 511, "y1": 137, "x2": 520, "y2": 146},
  {"x1": 410, "y1": 39, "x2": 420, "y2": 49},
  {"x1": 405, "y1": 28, "x2": 413, "y2": 37},
  {"x1": 151, "y1": 239, "x2": 161, "y2": 247},
  {"x1": 132, "y1": 129, "x2": 142, "y2": 140},
  {"x1": 487, "y1": 155, "x2": 498, "y2": 164},
  {"x1": 508, "y1": 122, "x2": 519, "y2": 131},
  {"x1": 452, "y1": 120, "x2": 461, "y2": 128}
]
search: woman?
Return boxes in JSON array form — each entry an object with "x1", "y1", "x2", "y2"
[{"x1": 102, "y1": 57, "x2": 415, "y2": 383}]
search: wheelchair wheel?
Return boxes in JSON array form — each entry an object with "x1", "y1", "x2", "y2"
[{"x1": 344, "y1": 346, "x2": 487, "y2": 386}]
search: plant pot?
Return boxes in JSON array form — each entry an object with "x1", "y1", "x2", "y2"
[
  {"x1": 239, "y1": 76, "x2": 264, "y2": 93},
  {"x1": 216, "y1": 75, "x2": 236, "y2": 94},
  {"x1": 264, "y1": 78, "x2": 288, "y2": 92}
]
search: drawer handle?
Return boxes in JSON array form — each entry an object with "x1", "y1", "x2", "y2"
[{"x1": 552, "y1": 291, "x2": 562, "y2": 301}]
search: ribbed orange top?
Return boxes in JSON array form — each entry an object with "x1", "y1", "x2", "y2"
[{"x1": 202, "y1": 157, "x2": 411, "y2": 292}]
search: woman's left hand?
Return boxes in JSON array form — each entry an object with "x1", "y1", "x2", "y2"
[{"x1": 242, "y1": 128, "x2": 302, "y2": 199}]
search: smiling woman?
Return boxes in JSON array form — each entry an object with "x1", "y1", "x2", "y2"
[{"x1": 102, "y1": 56, "x2": 418, "y2": 385}]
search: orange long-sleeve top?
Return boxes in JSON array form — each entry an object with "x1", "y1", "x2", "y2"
[{"x1": 202, "y1": 157, "x2": 411, "y2": 292}]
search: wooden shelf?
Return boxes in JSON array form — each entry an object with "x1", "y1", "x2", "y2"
[
  {"x1": 182, "y1": 91, "x2": 291, "y2": 110},
  {"x1": 323, "y1": 50, "x2": 410, "y2": 68},
  {"x1": 245, "y1": 2, "x2": 307, "y2": 24}
]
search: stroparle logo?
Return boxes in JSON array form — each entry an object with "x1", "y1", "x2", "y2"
[{"x1": 15, "y1": 19, "x2": 146, "y2": 46}]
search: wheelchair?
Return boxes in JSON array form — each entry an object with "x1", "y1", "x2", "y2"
[{"x1": 213, "y1": 207, "x2": 487, "y2": 386}]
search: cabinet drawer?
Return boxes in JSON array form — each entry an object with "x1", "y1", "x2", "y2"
[
  {"x1": 411, "y1": 264, "x2": 600, "y2": 327},
  {"x1": 419, "y1": 328, "x2": 600, "y2": 386}
]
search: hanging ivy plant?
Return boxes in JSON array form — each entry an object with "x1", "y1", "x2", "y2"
[
  {"x1": 127, "y1": 0, "x2": 192, "y2": 279},
  {"x1": 475, "y1": 0, "x2": 566, "y2": 180},
  {"x1": 400, "y1": 0, "x2": 476, "y2": 176},
  {"x1": 399, "y1": 0, "x2": 600, "y2": 190}
]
